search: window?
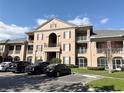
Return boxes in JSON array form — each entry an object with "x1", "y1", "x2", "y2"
[
  {"x1": 97, "y1": 57, "x2": 107, "y2": 66},
  {"x1": 78, "y1": 57, "x2": 87, "y2": 67},
  {"x1": 37, "y1": 33, "x2": 42, "y2": 40},
  {"x1": 28, "y1": 45, "x2": 33, "y2": 50},
  {"x1": 64, "y1": 31, "x2": 70, "y2": 39},
  {"x1": 37, "y1": 45, "x2": 42, "y2": 51},
  {"x1": 15, "y1": 45, "x2": 21, "y2": 50},
  {"x1": 63, "y1": 44, "x2": 70, "y2": 51},
  {"x1": 9, "y1": 46, "x2": 14, "y2": 50},
  {"x1": 63, "y1": 56, "x2": 70, "y2": 64}
]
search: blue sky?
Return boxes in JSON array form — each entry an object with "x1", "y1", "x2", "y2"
[{"x1": 0, "y1": 0, "x2": 124, "y2": 39}]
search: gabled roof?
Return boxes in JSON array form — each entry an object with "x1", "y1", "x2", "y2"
[
  {"x1": 35, "y1": 17, "x2": 77, "y2": 30},
  {"x1": 91, "y1": 30, "x2": 124, "y2": 39}
]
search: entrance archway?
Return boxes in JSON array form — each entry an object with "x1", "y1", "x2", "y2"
[{"x1": 49, "y1": 33, "x2": 57, "y2": 47}]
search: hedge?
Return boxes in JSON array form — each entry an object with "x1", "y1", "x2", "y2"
[
  {"x1": 87, "y1": 66, "x2": 105, "y2": 70},
  {"x1": 66, "y1": 64, "x2": 78, "y2": 68}
]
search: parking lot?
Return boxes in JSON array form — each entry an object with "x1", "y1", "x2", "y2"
[{"x1": 0, "y1": 72, "x2": 101, "y2": 92}]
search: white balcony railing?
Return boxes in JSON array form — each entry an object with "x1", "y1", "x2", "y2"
[
  {"x1": 77, "y1": 36, "x2": 87, "y2": 43},
  {"x1": 97, "y1": 48, "x2": 123, "y2": 54},
  {"x1": 77, "y1": 48, "x2": 87, "y2": 54},
  {"x1": 27, "y1": 50, "x2": 33, "y2": 54}
]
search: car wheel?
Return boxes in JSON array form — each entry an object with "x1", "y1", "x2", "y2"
[
  {"x1": 56, "y1": 72, "x2": 60, "y2": 77},
  {"x1": 35, "y1": 70, "x2": 41, "y2": 75}
]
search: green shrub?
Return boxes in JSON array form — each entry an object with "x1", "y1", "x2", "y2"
[
  {"x1": 87, "y1": 66, "x2": 105, "y2": 70},
  {"x1": 35, "y1": 58, "x2": 43, "y2": 63},
  {"x1": 51, "y1": 58, "x2": 61, "y2": 64},
  {"x1": 66, "y1": 64, "x2": 78, "y2": 68}
]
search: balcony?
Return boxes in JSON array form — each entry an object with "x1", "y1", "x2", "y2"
[
  {"x1": 27, "y1": 50, "x2": 33, "y2": 54},
  {"x1": 28, "y1": 40, "x2": 34, "y2": 43},
  {"x1": 76, "y1": 36, "x2": 87, "y2": 43},
  {"x1": 15, "y1": 50, "x2": 20, "y2": 54},
  {"x1": 44, "y1": 43, "x2": 60, "y2": 52},
  {"x1": 112, "y1": 48, "x2": 123, "y2": 54},
  {"x1": 97, "y1": 48, "x2": 106, "y2": 54},
  {"x1": 8, "y1": 50, "x2": 14, "y2": 54},
  {"x1": 77, "y1": 48, "x2": 87, "y2": 54},
  {"x1": 97, "y1": 48, "x2": 123, "y2": 54}
]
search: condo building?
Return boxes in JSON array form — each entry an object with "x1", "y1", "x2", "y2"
[{"x1": 0, "y1": 18, "x2": 124, "y2": 70}]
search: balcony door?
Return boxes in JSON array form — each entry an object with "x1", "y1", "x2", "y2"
[
  {"x1": 112, "y1": 57, "x2": 123, "y2": 69},
  {"x1": 49, "y1": 33, "x2": 57, "y2": 47},
  {"x1": 78, "y1": 57, "x2": 87, "y2": 67}
]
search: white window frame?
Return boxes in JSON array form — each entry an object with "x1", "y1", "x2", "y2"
[
  {"x1": 64, "y1": 31, "x2": 70, "y2": 39},
  {"x1": 37, "y1": 45, "x2": 42, "y2": 51},
  {"x1": 37, "y1": 33, "x2": 42, "y2": 40},
  {"x1": 97, "y1": 57, "x2": 107, "y2": 66},
  {"x1": 63, "y1": 56, "x2": 70, "y2": 64},
  {"x1": 63, "y1": 43, "x2": 70, "y2": 51}
]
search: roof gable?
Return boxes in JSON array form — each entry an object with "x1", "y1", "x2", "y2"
[{"x1": 36, "y1": 18, "x2": 77, "y2": 31}]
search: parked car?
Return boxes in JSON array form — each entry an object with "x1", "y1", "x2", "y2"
[
  {"x1": 0, "y1": 62, "x2": 11, "y2": 71},
  {"x1": 9, "y1": 61, "x2": 31, "y2": 73},
  {"x1": 45, "y1": 64, "x2": 71, "y2": 77},
  {"x1": 25, "y1": 62, "x2": 50, "y2": 75}
]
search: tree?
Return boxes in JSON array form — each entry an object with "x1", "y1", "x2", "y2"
[
  {"x1": 103, "y1": 41, "x2": 113, "y2": 73},
  {"x1": 51, "y1": 58, "x2": 61, "y2": 64}
]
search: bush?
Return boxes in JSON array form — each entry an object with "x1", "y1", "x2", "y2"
[
  {"x1": 51, "y1": 58, "x2": 61, "y2": 64},
  {"x1": 66, "y1": 64, "x2": 78, "y2": 68},
  {"x1": 35, "y1": 58, "x2": 43, "y2": 63},
  {"x1": 87, "y1": 66, "x2": 105, "y2": 70}
]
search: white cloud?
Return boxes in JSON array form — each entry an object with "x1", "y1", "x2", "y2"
[
  {"x1": 100, "y1": 18, "x2": 109, "y2": 24},
  {"x1": 36, "y1": 19, "x2": 47, "y2": 25},
  {"x1": 68, "y1": 16, "x2": 92, "y2": 26},
  {"x1": 0, "y1": 21, "x2": 30, "y2": 40}
]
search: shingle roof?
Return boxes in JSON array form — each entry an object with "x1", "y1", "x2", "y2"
[
  {"x1": 0, "y1": 39, "x2": 9, "y2": 44},
  {"x1": 90, "y1": 30, "x2": 124, "y2": 39},
  {"x1": 8, "y1": 38, "x2": 27, "y2": 44}
]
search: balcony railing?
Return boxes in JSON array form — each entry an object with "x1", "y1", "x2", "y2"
[
  {"x1": 9, "y1": 50, "x2": 13, "y2": 54},
  {"x1": 97, "y1": 48, "x2": 123, "y2": 54},
  {"x1": 44, "y1": 43, "x2": 60, "y2": 48},
  {"x1": 97, "y1": 48, "x2": 106, "y2": 53},
  {"x1": 15, "y1": 50, "x2": 20, "y2": 54},
  {"x1": 27, "y1": 50, "x2": 33, "y2": 54},
  {"x1": 77, "y1": 36, "x2": 87, "y2": 43},
  {"x1": 28, "y1": 40, "x2": 34, "y2": 43},
  {"x1": 77, "y1": 48, "x2": 87, "y2": 54},
  {"x1": 112, "y1": 48, "x2": 123, "y2": 54}
]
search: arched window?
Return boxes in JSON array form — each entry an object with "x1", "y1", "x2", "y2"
[
  {"x1": 14, "y1": 56, "x2": 20, "y2": 61},
  {"x1": 78, "y1": 57, "x2": 87, "y2": 67},
  {"x1": 97, "y1": 57, "x2": 107, "y2": 66},
  {"x1": 7, "y1": 56, "x2": 13, "y2": 62}
]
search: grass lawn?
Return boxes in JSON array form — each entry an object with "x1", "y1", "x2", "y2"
[
  {"x1": 71, "y1": 68, "x2": 124, "y2": 78},
  {"x1": 88, "y1": 78, "x2": 124, "y2": 91}
]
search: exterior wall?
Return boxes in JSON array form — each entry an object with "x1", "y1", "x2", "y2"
[{"x1": 32, "y1": 28, "x2": 76, "y2": 64}]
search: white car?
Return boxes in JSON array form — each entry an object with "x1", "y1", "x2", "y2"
[{"x1": 0, "y1": 62, "x2": 11, "y2": 71}]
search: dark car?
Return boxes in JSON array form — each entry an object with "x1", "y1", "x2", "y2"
[
  {"x1": 9, "y1": 61, "x2": 31, "y2": 73},
  {"x1": 25, "y1": 62, "x2": 50, "y2": 75},
  {"x1": 45, "y1": 64, "x2": 71, "y2": 77}
]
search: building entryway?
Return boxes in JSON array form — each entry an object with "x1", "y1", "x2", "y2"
[{"x1": 47, "y1": 52, "x2": 56, "y2": 61}]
